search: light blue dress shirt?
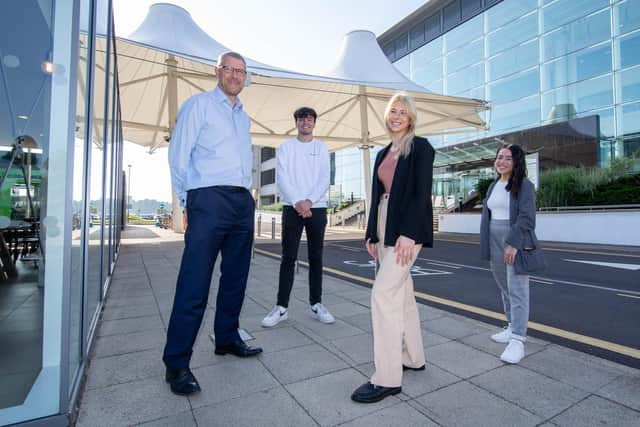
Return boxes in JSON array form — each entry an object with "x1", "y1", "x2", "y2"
[{"x1": 168, "y1": 86, "x2": 252, "y2": 207}]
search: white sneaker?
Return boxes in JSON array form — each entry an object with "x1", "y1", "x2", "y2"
[
  {"x1": 491, "y1": 326, "x2": 512, "y2": 343},
  {"x1": 500, "y1": 339, "x2": 525, "y2": 364},
  {"x1": 311, "y1": 303, "x2": 335, "y2": 324},
  {"x1": 262, "y1": 305, "x2": 288, "y2": 327}
]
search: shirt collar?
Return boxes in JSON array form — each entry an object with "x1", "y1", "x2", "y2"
[{"x1": 212, "y1": 86, "x2": 244, "y2": 111}]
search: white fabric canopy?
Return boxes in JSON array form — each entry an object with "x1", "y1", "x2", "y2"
[{"x1": 112, "y1": 3, "x2": 489, "y2": 154}]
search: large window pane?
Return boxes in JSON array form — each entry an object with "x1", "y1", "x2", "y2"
[
  {"x1": 409, "y1": 21, "x2": 425, "y2": 50},
  {"x1": 542, "y1": 74, "x2": 613, "y2": 120},
  {"x1": 617, "y1": 101, "x2": 640, "y2": 136},
  {"x1": 424, "y1": 13, "x2": 441, "y2": 41},
  {"x1": 542, "y1": 9, "x2": 611, "y2": 61},
  {"x1": 412, "y1": 58, "x2": 442, "y2": 87},
  {"x1": 616, "y1": 30, "x2": 640, "y2": 69},
  {"x1": 614, "y1": 0, "x2": 640, "y2": 36},
  {"x1": 491, "y1": 95, "x2": 540, "y2": 131},
  {"x1": 443, "y1": 0, "x2": 460, "y2": 30},
  {"x1": 488, "y1": 39, "x2": 539, "y2": 81},
  {"x1": 394, "y1": 55, "x2": 410, "y2": 78},
  {"x1": 488, "y1": 68, "x2": 540, "y2": 104},
  {"x1": 542, "y1": 0, "x2": 609, "y2": 33},
  {"x1": 411, "y1": 37, "x2": 443, "y2": 64},
  {"x1": 444, "y1": 13, "x2": 482, "y2": 51},
  {"x1": 485, "y1": 0, "x2": 537, "y2": 32},
  {"x1": 617, "y1": 66, "x2": 640, "y2": 103},
  {"x1": 541, "y1": 42, "x2": 612, "y2": 91},
  {"x1": 487, "y1": 12, "x2": 537, "y2": 56},
  {"x1": 0, "y1": 0, "x2": 53, "y2": 414},
  {"x1": 445, "y1": 38, "x2": 483, "y2": 74},
  {"x1": 446, "y1": 62, "x2": 483, "y2": 94}
]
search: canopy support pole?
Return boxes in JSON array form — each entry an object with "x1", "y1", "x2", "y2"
[
  {"x1": 165, "y1": 55, "x2": 183, "y2": 233},
  {"x1": 358, "y1": 86, "x2": 372, "y2": 225}
]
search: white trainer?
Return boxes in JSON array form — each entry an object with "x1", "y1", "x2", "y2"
[
  {"x1": 311, "y1": 303, "x2": 335, "y2": 324},
  {"x1": 500, "y1": 339, "x2": 525, "y2": 364},
  {"x1": 491, "y1": 326, "x2": 512, "y2": 343},
  {"x1": 262, "y1": 305, "x2": 288, "y2": 327}
]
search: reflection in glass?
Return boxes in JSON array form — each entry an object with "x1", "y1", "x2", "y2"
[
  {"x1": 617, "y1": 66, "x2": 640, "y2": 103},
  {"x1": 542, "y1": 74, "x2": 613, "y2": 119},
  {"x1": 618, "y1": 101, "x2": 640, "y2": 136},
  {"x1": 411, "y1": 37, "x2": 443, "y2": 65},
  {"x1": 488, "y1": 39, "x2": 539, "y2": 82},
  {"x1": 394, "y1": 55, "x2": 410, "y2": 76},
  {"x1": 491, "y1": 95, "x2": 540, "y2": 131},
  {"x1": 616, "y1": 30, "x2": 640, "y2": 69},
  {"x1": 541, "y1": 42, "x2": 612, "y2": 91},
  {"x1": 614, "y1": 0, "x2": 640, "y2": 36},
  {"x1": 485, "y1": 0, "x2": 537, "y2": 33},
  {"x1": 444, "y1": 13, "x2": 483, "y2": 51},
  {"x1": 542, "y1": 0, "x2": 608, "y2": 33},
  {"x1": 0, "y1": 1, "x2": 52, "y2": 411},
  {"x1": 488, "y1": 68, "x2": 539, "y2": 104},
  {"x1": 446, "y1": 62, "x2": 483, "y2": 94},
  {"x1": 412, "y1": 58, "x2": 442, "y2": 87},
  {"x1": 542, "y1": 10, "x2": 611, "y2": 62},
  {"x1": 445, "y1": 39, "x2": 483, "y2": 74},
  {"x1": 487, "y1": 12, "x2": 537, "y2": 56}
]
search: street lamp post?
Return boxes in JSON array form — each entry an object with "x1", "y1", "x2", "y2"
[{"x1": 127, "y1": 164, "x2": 132, "y2": 224}]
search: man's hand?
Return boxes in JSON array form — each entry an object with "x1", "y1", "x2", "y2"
[
  {"x1": 366, "y1": 239, "x2": 378, "y2": 260},
  {"x1": 504, "y1": 245, "x2": 517, "y2": 265},
  {"x1": 394, "y1": 235, "x2": 416, "y2": 266}
]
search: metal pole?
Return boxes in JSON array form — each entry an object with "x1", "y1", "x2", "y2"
[
  {"x1": 257, "y1": 214, "x2": 262, "y2": 237},
  {"x1": 271, "y1": 217, "x2": 275, "y2": 239},
  {"x1": 127, "y1": 164, "x2": 131, "y2": 223}
]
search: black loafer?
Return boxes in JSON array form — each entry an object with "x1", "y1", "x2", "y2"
[
  {"x1": 351, "y1": 382, "x2": 401, "y2": 403},
  {"x1": 165, "y1": 367, "x2": 201, "y2": 396},
  {"x1": 403, "y1": 364, "x2": 426, "y2": 371},
  {"x1": 214, "y1": 340, "x2": 263, "y2": 357}
]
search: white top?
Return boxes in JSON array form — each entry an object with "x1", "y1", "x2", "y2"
[
  {"x1": 487, "y1": 180, "x2": 510, "y2": 220},
  {"x1": 276, "y1": 137, "x2": 330, "y2": 208}
]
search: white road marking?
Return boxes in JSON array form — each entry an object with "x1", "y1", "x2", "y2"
[{"x1": 564, "y1": 259, "x2": 640, "y2": 271}]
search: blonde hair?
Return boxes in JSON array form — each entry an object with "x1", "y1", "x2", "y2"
[{"x1": 383, "y1": 92, "x2": 417, "y2": 158}]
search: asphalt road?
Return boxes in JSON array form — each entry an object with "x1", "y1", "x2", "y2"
[{"x1": 255, "y1": 235, "x2": 640, "y2": 367}]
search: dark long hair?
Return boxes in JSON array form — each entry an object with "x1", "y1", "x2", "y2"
[{"x1": 495, "y1": 144, "x2": 527, "y2": 195}]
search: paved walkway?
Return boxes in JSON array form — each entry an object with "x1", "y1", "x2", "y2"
[{"x1": 75, "y1": 226, "x2": 639, "y2": 426}]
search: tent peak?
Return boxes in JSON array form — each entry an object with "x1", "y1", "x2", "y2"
[{"x1": 150, "y1": 2, "x2": 191, "y2": 16}]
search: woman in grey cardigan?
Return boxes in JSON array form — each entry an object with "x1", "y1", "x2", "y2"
[{"x1": 480, "y1": 144, "x2": 538, "y2": 364}]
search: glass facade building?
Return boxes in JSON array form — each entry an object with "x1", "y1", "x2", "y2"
[
  {"x1": 0, "y1": 1, "x2": 124, "y2": 425},
  {"x1": 374, "y1": 0, "x2": 640, "y2": 204}
]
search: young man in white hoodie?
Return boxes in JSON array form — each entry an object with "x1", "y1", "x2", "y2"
[{"x1": 262, "y1": 107, "x2": 335, "y2": 327}]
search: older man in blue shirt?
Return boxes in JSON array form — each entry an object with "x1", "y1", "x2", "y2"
[{"x1": 163, "y1": 51, "x2": 262, "y2": 396}]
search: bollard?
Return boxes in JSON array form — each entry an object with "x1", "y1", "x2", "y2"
[
  {"x1": 296, "y1": 260, "x2": 299, "y2": 274},
  {"x1": 257, "y1": 214, "x2": 262, "y2": 237},
  {"x1": 271, "y1": 217, "x2": 276, "y2": 239}
]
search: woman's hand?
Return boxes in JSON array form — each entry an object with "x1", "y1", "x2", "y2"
[
  {"x1": 394, "y1": 235, "x2": 416, "y2": 266},
  {"x1": 365, "y1": 239, "x2": 378, "y2": 260},
  {"x1": 504, "y1": 245, "x2": 518, "y2": 265}
]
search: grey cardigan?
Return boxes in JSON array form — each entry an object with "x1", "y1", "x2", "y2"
[{"x1": 480, "y1": 177, "x2": 538, "y2": 260}]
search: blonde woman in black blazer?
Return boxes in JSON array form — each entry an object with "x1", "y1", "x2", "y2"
[{"x1": 351, "y1": 93, "x2": 435, "y2": 404}]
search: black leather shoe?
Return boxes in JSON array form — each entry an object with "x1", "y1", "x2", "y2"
[
  {"x1": 351, "y1": 382, "x2": 401, "y2": 403},
  {"x1": 165, "y1": 367, "x2": 201, "y2": 396},
  {"x1": 214, "y1": 340, "x2": 263, "y2": 357},
  {"x1": 403, "y1": 364, "x2": 426, "y2": 371}
]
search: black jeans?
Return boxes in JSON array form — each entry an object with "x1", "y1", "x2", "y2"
[{"x1": 277, "y1": 206, "x2": 327, "y2": 308}]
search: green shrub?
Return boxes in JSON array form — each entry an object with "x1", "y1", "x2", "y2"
[
  {"x1": 262, "y1": 203, "x2": 283, "y2": 211},
  {"x1": 475, "y1": 177, "x2": 495, "y2": 201}
]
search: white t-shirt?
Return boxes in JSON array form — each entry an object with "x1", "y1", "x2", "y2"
[
  {"x1": 487, "y1": 180, "x2": 510, "y2": 220},
  {"x1": 276, "y1": 137, "x2": 330, "y2": 208}
]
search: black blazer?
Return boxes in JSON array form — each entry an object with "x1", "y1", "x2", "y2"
[{"x1": 365, "y1": 136, "x2": 435, "y2": 247}]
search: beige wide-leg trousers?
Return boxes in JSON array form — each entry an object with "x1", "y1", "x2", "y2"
[{"x1": 370, "y1": 194, "x2": 425, "y2": 387}]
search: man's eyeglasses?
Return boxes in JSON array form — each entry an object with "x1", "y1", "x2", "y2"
[{"x1": 219, "y1": 65, "x2": 247, "y2": 76}]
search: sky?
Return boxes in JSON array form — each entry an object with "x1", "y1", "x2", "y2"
[{"x1": 115, "y1": 0, "x2": 427, "y2": 202}]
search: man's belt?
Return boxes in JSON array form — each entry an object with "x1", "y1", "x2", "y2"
[{"x1": 213, "y1": 185, "x2": 247, "y2": 193}]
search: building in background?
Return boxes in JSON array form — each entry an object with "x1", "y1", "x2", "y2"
[
  {"x1": 0, "y1": 0, "x2": 124, "y2": 425},
  {"x1": 376, "y1": 0, "x2": 639, "y2": 207}
]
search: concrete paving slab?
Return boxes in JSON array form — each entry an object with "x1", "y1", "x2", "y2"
[
  {"x1": 326, "y1": 301, "x2": 370, "y2": 318},
  {"x1": 421, "y1": 329, "x2": 452, "y2": 349},
  {"x1": 470, "y1": 364, "x2": 589, "y2": 419},
  {"x1": 97, "y1": 314, "x2": 164, "y2": 337},
  {"x1": 285, "y1": 368, "x2": 399, "y2": 427},
  {"x1": 295, "y1": 317, "x2": 366, "y2": 341},
  {"x1": 339, "y1": 401, "x2": 438, "y2": 426},
  {"x1": 251, "y1": 326, "x2": 314, "y2": 353},
  {"x1": 520, "y1": 346, "x2": 627, "y2": 392},
  {"x1": 595, "y1": 373, "x2": 640, "y2": 411},
  {"x1": 422, "y1": 315, "x2": 489, "y2": 340},
  {"x1": 426, "y1": 341, "x2": 503, "y2": 378},
  {"x1": 415, "y1": 381, "x2": 542, "y2": 427},
  {"x1": 92, "y1": 329, "x2": 166, "y2": 359},
  {"x1": 192, "y1": 386, "x2": 316, "y2": 427},
  {"x1": 343, "y1": 312, "x2": 373, "y2": 332},
  {"x1": 100, "y1": 303, "x2": 160, "y2": 321},
  {"x1": 75, "y1": 376, "x2": 191, "y2": 427},
  {"x1": 331, "y1": 333, "x2": 374, "y2": 364},
  {"x1": 460, "y1": 331, "x2": 548, "y2": 358},
  {"x1": 137, "y1": 411, "x2": 196, "y2": 427},
  {"x1": 550, "y1": 395, "x2": 640, "y2": 427},
  {"x1": 85, "y1": 348, "x2": 164, "y2": 390},
  {"x1": 260, "y1": 343, "x2": 348, "y2": 384},
  {"x1": 187, "y1": 358, "x2": 279, "y2": 409}
]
